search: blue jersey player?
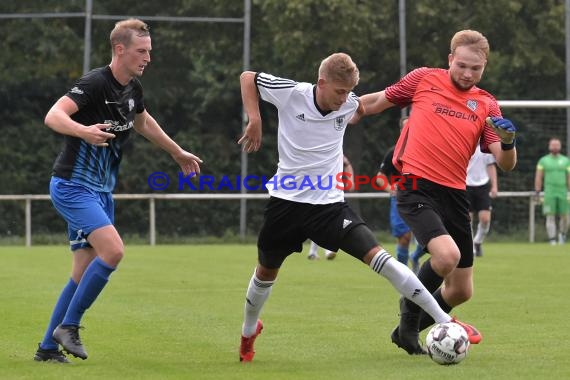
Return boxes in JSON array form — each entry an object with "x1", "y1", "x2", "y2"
[{"x1": 34, "y1": 18, "x2": 202, "y2": 363}]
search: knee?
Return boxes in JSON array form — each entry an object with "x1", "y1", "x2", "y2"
[
  {"x1": 101, "y1": 244, "x2": 124, "y2": 267},
  {"x1": 431, "y1": 248, "x2": 461, "y2": 276},
  {"x1": 445, "y1": 286, "x2": 473, "y2": 306},
  {"x1": 398, "y1": 232, "x2": 412, "y2": 246},
  {"x1": 112, "y1": 248, "x2": 124, "y2": 264},
  {"x1": 255, "y1": 265, "x2": 278, "y2": 282}
]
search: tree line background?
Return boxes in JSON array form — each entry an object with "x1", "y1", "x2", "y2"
[{"x1": 0, "y1": 0, "x2": 567, "y2": 243}]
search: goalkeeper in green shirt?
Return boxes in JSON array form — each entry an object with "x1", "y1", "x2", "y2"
[{"x1": 534, "y1": 137, "x2": 570, "y2": 245}]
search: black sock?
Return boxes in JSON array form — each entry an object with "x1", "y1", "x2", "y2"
[
  {"x1": 404, "y1": 258, "x2": 444, "y2": 313},
  {"x1": 418, "y1": 288, "x2": 452, "y2": 331},
  {"x1": 417, "y1": 258, "x2": 444, "y2": 292}
]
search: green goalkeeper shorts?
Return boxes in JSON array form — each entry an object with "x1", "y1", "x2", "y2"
[{"x1": 542, "y1": 193, "x2": 569, "y2": 215}]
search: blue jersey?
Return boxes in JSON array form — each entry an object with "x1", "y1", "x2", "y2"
[{"x1": 52, "y1": 66, "x2": 145, "y2": 192}]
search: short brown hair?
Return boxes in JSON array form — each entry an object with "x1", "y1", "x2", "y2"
[
  {"x1": 110, "y1": 18, "x2": 150, "y2": 52},
  {"x1": 450, "y1": 30, "x2": 489, "y2": 60},
  {"x1": 318, "y1": 53, "x2": 360, "y2": 87}
]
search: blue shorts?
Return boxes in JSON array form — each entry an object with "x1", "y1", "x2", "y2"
[
  {"x1": 50, "y1": 177, "x2": 114, "y2": 251},
  {"x1": 390, "y1": 196, "x2": 411, "y2": 237}
]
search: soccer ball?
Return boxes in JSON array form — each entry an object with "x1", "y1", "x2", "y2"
[{"x1": 425, "y1": 322, "x2": 470, "y2": 365}]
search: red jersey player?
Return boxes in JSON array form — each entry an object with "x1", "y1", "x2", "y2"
[{"x1": 355, "y1": 29, "x2": 517, "y2": 355}]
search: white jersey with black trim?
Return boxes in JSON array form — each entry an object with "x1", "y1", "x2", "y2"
[
  {"x1": 255, "y1": 72, "x2": 359, "y2": 204},
  {"x1": 466, "y1": 145, "x2": 496, "y2": 187}
]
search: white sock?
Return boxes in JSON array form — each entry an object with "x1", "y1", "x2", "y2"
[
  {"x1": 473, "y1": 222, "x2": 490, "y2": 244},
  {"x1": 546, "y1": 216, "x2": 557, "y2": 240},
  {"x1": 242, "y1": 270, "x2": 274, "y2": 337},
  {"x1": 369, "y1": 250, "x2": 450, "y2": 323},
  {"x1": 309, "y1": 241, "x2": 319, "y2": 256},
  {"x1": 559, "y1": 215, "x2": 568, "y2": 236}
]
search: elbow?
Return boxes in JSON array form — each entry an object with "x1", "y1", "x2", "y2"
[
  {"x1": 495, "y1": 149, "x2": 517, "y2": 172},
  {"x1": 44, "y1": 112, "x2": 54, "y2": 129},
  {"x1": 240, "y1": 71, "x2": 256, "y2": 84},
  {"x1": 501, "y1": 163, "x2": 516, "y2": 172},
  {"x1": 498, "y1": 159, "x2": 517, "y2": 172}
]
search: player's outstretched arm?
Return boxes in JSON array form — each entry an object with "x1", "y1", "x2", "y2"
[
  {"x1": 134, "y1": 111, "x2": 202, "y2": 176},
  {"x1": 238, "y1": 71, "x2": 262, "y2": 153},
  {"x1": 350, "y1": 91, "x2": 395, "y2": 124}
]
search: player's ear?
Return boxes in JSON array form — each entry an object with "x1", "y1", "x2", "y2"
[{"x1": 114, "y1": 43, "x2": 126, "y2": 56}]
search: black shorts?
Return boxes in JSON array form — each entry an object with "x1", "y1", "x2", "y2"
[
  {"x1": 467, "y1": 182, "x2": 492, "y2": 213},
  {"x1": 257, "y1": 197, "x2": 370, "y2": 268},
  {"x1": 396, "y1": 175, "x2": 473, "y2": 268}
]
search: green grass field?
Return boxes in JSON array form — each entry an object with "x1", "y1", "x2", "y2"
[{"x1": 1, "y1": 243, "x2": 569, "y2": 380}]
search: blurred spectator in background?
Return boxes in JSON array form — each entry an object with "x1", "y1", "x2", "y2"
[
  {"x1": 467, "y1": 144, "x2": 498, "y2": 256},
  {"x1": 534, "y1": 137, "x2": 570, "y2": 245}
]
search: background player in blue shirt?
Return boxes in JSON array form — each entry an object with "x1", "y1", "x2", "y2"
[{"x1": 34, "y1": 18, "x2": 202, "y2": 363}]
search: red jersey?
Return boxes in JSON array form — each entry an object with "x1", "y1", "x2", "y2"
[{"x1": 386, "y1": 67, "x2": 501, "y2": 189}]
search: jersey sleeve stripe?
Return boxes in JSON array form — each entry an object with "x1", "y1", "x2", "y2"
[
  {"x1": 258, "y1": 82, "x2": 297, "y2": 89},
  {"x1": 257, "y1": 73, "x2": 297, "y2": 89},
  {"x1": 385, "y1": 67, "x2": 436, "y2": 105}
]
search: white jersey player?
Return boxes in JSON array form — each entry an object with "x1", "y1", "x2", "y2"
[
  {"x1": 236, "y1": 52, "x2": 479, "y2": 362},
  {"x1": 466, "y1": 145, "x2": 498, "y2": 256}
]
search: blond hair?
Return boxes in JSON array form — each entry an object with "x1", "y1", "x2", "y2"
[
  {"x1": 110, "y1": 18, "x2": 150, "y2": 54},
  {"x1": 450, "y1": 30, "x2": 489, "y2": 59},
  {"x1": 318, "y1": 53, "x2": 360, "y2": 87}
]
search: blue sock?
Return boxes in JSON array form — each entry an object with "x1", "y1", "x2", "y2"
[
  {"x1": 40, "y1": 278, "x2": 78, "y2": 350},
  {"x1": 396, "y1": 244, "x2": 409, "y2": 265},
  {"x1": 411, "y1": 245, "x2": 424, "y2": 262},
  {"x1": 62, "y1": 257, "x2": 115, "y2": 326}
]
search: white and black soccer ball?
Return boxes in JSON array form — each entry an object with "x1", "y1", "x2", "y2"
[{"x1": 425, "y1": 322, "x2": 470, "y2": 365}]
